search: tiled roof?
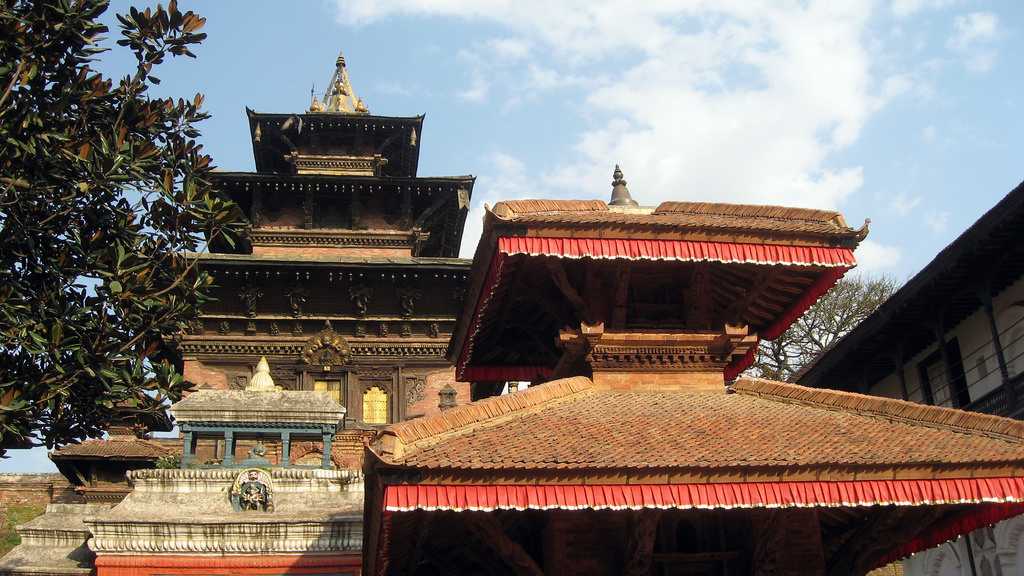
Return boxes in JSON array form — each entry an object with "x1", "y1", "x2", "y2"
[
  {"x1": 377, "y1": 377, "x2": 1024, "y2": 475},
  {"x1": 51, "y1": 437, "x2": 176, "y2": 460},
  {"x1": 488, "y1": 199, "x2": 864, "y2": 240}
]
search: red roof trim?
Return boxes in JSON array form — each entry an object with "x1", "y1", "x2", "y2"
[
  {"x1": 498, "y1": 237, "x2": 856, "y2": 267},
  {"x1": 873, "y1": 503, "x2": 1024, "y2": 569},
  {"x1": 384, "y1": 478, "x2": 1024, "y2": 513},
  {"x1": 456, "y1": 252, "x2": 508, "y2": 380},
  {"x1": 761, "y1": 266, "x2": 848, "y2": 340}
]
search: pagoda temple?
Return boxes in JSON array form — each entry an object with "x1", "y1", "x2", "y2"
[
  {"x1": 363, "y1": 170, "x2": 1024, "y2": 575},
  {"x1": 177, "y1": 52, "x2": 475, "y2": 466}
]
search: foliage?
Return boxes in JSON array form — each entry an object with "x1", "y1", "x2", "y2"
[
  {"x1": 0, "y1": 504, "x2": 45, "y2": 556},
  {"x1": 0, "y1": 0, "x2": 245, "y2": 453},
  {"x1": 753, "y1": 274, "x2": 901, "y2": 382},
  {"x1": 154, "y1": 452, "x2": 180, "y2": 469}
]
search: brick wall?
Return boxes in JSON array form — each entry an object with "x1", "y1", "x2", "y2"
[
  {"x1": 407, "y1": 367, "x2": 471, "y2": 418},
  {"x1": 0, "y1": 473, "x2": 76, "y2": 507}
]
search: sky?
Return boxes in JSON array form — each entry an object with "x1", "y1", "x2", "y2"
[{"x1": 4, "y1": 0, "x2": 1023, "y2": 472}]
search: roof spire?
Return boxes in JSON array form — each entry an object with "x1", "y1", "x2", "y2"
[
  {"x1": 609, "y1": 164, "x2": 639, "y2": 207},
  {"x1": 314, "y1": 50, "x2": 369, "y2": 114},
  {"x1": 246, "y1": 356, "x2": 280, "y2": 392}
]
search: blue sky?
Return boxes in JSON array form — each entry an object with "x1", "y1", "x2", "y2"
[{"x1": 4, "y1": 0, "x2": 1022, "y2": 472}]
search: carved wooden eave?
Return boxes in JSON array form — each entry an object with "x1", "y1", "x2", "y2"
[
  {"x1": 190, "y1": 251, "x2": 472, "y2": 269},
  {"x1": 249, "y1": 228, "x2": 430, "y2": 251},
  {"x1": 179, "y1": 335, "x2": 451, "y2": 361},
  {"x1": 245, "y1": 109, "x2": 424, "y2": 177},
  {"x1": 558, "y1": 323, "x2": 758, "y2": 373},
  {"x1": 287, "y1": 152, "x2": 388, "y2": 176}
]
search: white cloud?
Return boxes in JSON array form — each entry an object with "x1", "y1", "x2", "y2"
[
  {"x1": 891, "y1": 0, "x2": 959, "y2": 18},
  {"x1": 487, "y1": 37, "x2": 531, "y2": 61},
  {"x1": 855, "y1": 239, "x2": 903, "y2": 273},
  {"x1": 925, "y1": 210, "x2": 950, "y2": 233},
  {"x1": 949, "y1": 12, "x2": 999, "y2": 50},
  {"x1": 947, "y1": 11, "x2": 999, "y2": 72},
  {"x1": 890, "y1": 193, "x2": 922, "y2": 215},
  {"x1": 338, "y1": 1, "x2": 915, "y2": 212},
  {"x1": 460, "y1": 152, "x2": 537, "y2": 255},
  {"x1": 921, "y1": 124, "x2": 936, "y2": 143},
  {"x1": 457, "y1": 73, "x2": 489, "y2": 102}
]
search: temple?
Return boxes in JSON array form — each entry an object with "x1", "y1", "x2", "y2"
[
  {"x1": 363, "y1": 170, "x2": 1024, "y2": 575},
  {"x1": 83, "y1": 359, "x2": 363, "y2": 576},
  {"x1": 42, "y1": 52, "x2": 475, "y2": 483},
  {"x1": 5, "y1": 49, "x2": 1024, "y2": 576},
  {"x1": 173, "y1": 52, "x2": 475, "y2": 467}
]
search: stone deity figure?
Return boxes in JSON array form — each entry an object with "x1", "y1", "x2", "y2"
[{"x1": 231, "y1": 468, "x2": 274, "y2": 512}]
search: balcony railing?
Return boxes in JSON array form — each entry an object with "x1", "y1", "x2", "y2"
[{"x1": 965, "y1": 374, "x2": 1024, "y2": 419}]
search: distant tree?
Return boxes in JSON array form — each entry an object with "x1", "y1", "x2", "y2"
[
  {"x1": 753, "y1": 274, "x2": 901, "y2": 382},
  {"x1": 0, "y1": 0, "x2": 245, "y2": 453}
]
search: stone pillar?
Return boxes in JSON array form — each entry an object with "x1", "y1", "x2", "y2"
[
  {"x1": 182, "y1": 430, "x2": 195, "y2": 467},
  {"x1": 321, "y1": 431, "x2": 333, "y2": 469},
  {"x1": 223, "y1": 430, "x2": 235, "y2": 466},
  {"x1": 281, "y1": 432, "x2": 292, "y2": 467}
]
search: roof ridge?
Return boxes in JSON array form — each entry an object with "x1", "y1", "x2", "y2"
[
  {"x1": 733, "y1": 377, "x2": 1024, "y2": 441},
  {"x1": 378, "y1": 376, "x2": 599, "y2": 460},
  {"x1": 492, "y1": 199, "x2": 608, "y2": 218},
  {"x1": 653, "y1": 201, "x2": 844, "y2": 225}
]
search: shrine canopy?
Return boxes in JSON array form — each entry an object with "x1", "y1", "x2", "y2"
[{"x1": 448, "y1": 166, "x2": 867, "y2": 385}]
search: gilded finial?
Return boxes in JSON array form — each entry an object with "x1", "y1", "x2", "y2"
[
  {"x1": 308, "y1": 83, "x2": 325, "y2": 113},
  {"x1": 317, "y1": 49, "x2": 369, "y2": 115},
  {"x1": 609, "y1": 164, "x2": 639, "y2": 207},
  {"x1": 246, "y1": 356, "x2": 280, "y2": 392}
]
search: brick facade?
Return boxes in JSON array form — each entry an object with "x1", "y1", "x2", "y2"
[{"x1": 0, "y1": 474, "x2": 76, "y2": 507}]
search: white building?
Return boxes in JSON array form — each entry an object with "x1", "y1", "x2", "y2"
[{"x1": 798, "y1": 180, "x2": 1024, "y2": 575}]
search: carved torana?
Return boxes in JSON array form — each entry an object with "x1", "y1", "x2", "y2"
[{"x1": 301, "y1": 320, "x2": 352, "y2": 368}]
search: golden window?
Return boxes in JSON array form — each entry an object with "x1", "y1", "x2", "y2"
[
  {"x1": 314, "y1": 379, "x2": 342, "y2": 404},
  {"x1": 362, "y1": 386, "x2": 388, "y2": 424}
]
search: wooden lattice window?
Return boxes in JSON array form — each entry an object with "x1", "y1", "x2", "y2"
[
  {"x1": 314, "y1": 379, "x2": 342, "y2": 404},
  {"x1": 363, "y1": 386, "x2": 388, "y2": 424}
]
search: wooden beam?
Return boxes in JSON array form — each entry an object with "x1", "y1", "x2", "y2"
[
  {"x1": 463, "y1": 512, "x2": 544, "y2": 576},
  {"x1": 624, "y1": 510, "x2": 662, "y2": 576},
  {"x1": 545, "y1": 258, "x2": 590, "y2": 323},
  {"x1": 612, "y1": 264, "x2": 631, "y2": 328}
]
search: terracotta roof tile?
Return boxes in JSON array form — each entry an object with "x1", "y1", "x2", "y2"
[
  {"x1": 653, "y1": 202, "x2": 844, "y2": 225},
  {"x1": 492, "y1": 199, "x2": 607, "y2": 216},
  {"x1": 489, "y1": 200, "x2": 864, "y2": 240},
  {"x1": 379, "y1": 377, "x2": 1024, "y2": 473},
  {"x1": 51, "y1": 437, "x2": 176, "y2": 460}
]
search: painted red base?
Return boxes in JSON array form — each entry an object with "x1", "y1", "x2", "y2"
[{"x1": 95, "y1": 554, "x2": 362, "y2": 576}]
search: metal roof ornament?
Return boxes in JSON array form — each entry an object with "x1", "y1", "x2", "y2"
[
  {"x1": 312, "y1": 50, "x2": 369, "y2": 115},
  {"x1": 609, "y1": 164, "x2": 639, "y2": 207}
]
